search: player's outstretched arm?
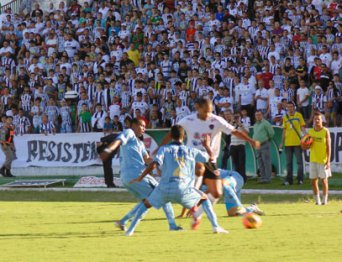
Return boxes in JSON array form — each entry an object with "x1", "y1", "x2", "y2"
[
  {"x1": 232, "y1": 129, "x2": 260, "y2": 149},
  {"x1": 130, "y1": 162, "x2": 158, "y2": 184}
]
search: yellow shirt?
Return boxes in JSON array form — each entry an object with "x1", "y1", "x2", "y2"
[
  {"x1": 308, "y1": 127, "x2": 328, "y2": 164},
  {"x1": 283, "y1": 112, "x2": 305, "y2": 146},
  {"x1": 127, "y1": 49, "x2": 141, "y2": 66}
]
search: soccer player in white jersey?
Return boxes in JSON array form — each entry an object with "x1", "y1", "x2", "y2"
[{"x1": 158, "y1": 98, "x2": 260, "y2": 223}]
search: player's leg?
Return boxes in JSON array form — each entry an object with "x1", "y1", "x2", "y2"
[
  {"x1": 310, "y1": 163, "x2": 321, "y2": 205},
  {"x1": 311, "y1": 178, "x2": 320, "y2": 205},
  {"x1": 193, "y1": 163, "x2": 222, "y2": 219},
  {"x1": 183, "y1": 188, "x2": 228, "y2": 233},
  {"x1": 321, "y1": 178, "x2": 329, "y2": 205},
  {"x1": 116, "y1": 177, "x2": 156, "y2": 229},
  {"x1": 144, "y1": 175, "x2": 179, "y2": 230},
  {"x1": 177, "y1": 162, "x2": 205, "y2": 218},
  {"x1": 115, "y1": 202, "x2": 142, "y2": 230},
  {"x1": 294, "y1": 146, "x2": 304, "y2": 184},
  {"x1": 125, "y1": 199, "x2": 152, "y2": 236},
  {"x1": 285, "y1": 147, "x2": 294, "y2": 185},
  {"x1": 162, "y1": 202, "x2": 182, "y2": 230}
]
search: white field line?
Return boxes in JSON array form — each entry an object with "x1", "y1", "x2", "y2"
[{"x1": 0, "y1": 187, "x2": 342, "y2": 195}]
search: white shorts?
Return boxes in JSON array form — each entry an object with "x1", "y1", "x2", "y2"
[{"x1": 309, "y1": 162, "x2": 332, "y2": 179}]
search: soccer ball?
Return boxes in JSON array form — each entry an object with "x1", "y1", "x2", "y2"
[
  {"x1": 300, "y1": 134, "x2": 314, "y2": 150},
  {"x1": 242, "y1": 213, "x2": 262, "y2": 229}
]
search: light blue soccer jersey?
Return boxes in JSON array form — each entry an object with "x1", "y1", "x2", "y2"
[
  {"x1": 116, "y1": 129, "x2": 148, "y2": 183},
  {"x1": 219, "y1": 169, "x2": 244, "y2": 210},
  {"x1": 148, "y1": 142, "x2": 209, "y2": 209},
  {"x1": 154, "y1": 142, "x2": 209, "y2": 191}
]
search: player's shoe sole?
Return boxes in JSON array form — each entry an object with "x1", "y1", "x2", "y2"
[
  {"x1": 114, "y1": 221, "x2": 126, "y2": 231},
  {"x1": 213, "y1": 227, "x2": 229, "y2": 234}
]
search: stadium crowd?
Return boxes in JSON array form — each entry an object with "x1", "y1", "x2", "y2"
[{"x1": 0, "y1": 0, "x2": 341, "y2": 136}]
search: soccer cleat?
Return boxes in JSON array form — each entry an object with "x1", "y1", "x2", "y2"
[
  {"x1": 114, "y1": 221, "x2": 126, "y2": 231},
  {"x1": 282, "y1": 181, "x2": 290, "y2": 186},
  {"x1": 170, "y1": 225, "x2": 184, "y2": 231},
  {"x1": 190, "y1": 206, "x2": 201, "y2": 230},
  {"x1": 248, "y1": 204, "x2": 265, "y2": 216},
  {"x1": 213, "y1": 227, "x2": 229, "y2": 234},
  {"x1": 297, "y1": 181, "x2": 303, "y2": 185},
  {"x1": 315, "y1": 202, "x2": 321, "y2": 206},
  {"x1": 5, "y1": 168, "x2": 15, "y2": 177},
  {"x1": 236, "y1": 206, "x2": 247, "y2": 216},
  {"x1": 125, "y1": 230, "x2": 134, "y2": 237}
]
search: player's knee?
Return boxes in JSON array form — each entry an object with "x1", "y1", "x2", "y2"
[
  {"x1": 227, "y1": 209, "x2": 237, "y2": 217},
  {"x1": 211, "y1": 191, "x2": 222, "y2": 199},
  {"x1": 143, "y1": 199, "x2": 152, "y2": 208},
  {"x1": 195, "y1": 163, "x2": 205, "y2": 177}
]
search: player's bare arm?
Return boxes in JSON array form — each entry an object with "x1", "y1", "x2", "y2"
[
  {"x1": 232, "y1": 129, "x2": 260, "y2": 149},
  {"x1": 130, "y1": 162, "x2": 158, "y2": 184},
  {"x1": 326, "y1": 128, "x2": 331, "y2": 170}
]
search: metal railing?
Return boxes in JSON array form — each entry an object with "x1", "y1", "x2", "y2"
[{"x1": 0, "y1": 0, "x2": 23, "y2": 14}]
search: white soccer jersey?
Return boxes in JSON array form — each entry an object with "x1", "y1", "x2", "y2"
[
  {"x1": 132, "y1": 101, "x2": 149, "y2": 116},
  {"x1": 178, "y1": 113, "x2": 235, "y2": 162}
]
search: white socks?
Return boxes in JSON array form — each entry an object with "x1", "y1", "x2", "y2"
[
  {"x1": 314, "y1": 194, "x2": 321, "y2": 205},
  {"x1": 314, "y1": 194, "x2": 328, "y2": 205}
]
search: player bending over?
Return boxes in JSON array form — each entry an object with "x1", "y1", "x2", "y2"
[
  {"x1": 100, "y1": 118, "x2": 181, "y2": 232},
  {"x1": 126, "y1": 125, "x2": 228, "y2": 236},
  {"x1": 161, "y1": 98, "x2": 260, "y2": 220},
  {"x1": 220, "y1": 169, "x2": 264, "y2": 216}
]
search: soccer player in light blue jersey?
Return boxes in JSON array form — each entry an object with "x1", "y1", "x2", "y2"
[
  {"x1": 220, "y1": 169, "x2": 264, "y2": 216},
  {"x1": 127, "y1": 125, "x2": 228, "y2": 236},
  {"x1": 100, "y1": 118, "x2": 181, "y2": 232}
]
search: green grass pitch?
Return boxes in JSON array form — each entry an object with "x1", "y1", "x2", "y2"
[{"x1": 0, "y1": 192, "x2": 342, "y2": 262}]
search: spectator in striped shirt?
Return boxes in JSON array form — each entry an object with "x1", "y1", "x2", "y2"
[
  {"x1": 16, "y1": 108, "x2": 31, "y2": 135},
  {"x1": 40, "y1": 114, "x2": 56, "y2": 135}
]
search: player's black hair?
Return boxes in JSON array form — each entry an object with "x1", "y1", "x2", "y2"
[
  {"x1": 196, "y1": 97, "x2": 212, "y2": 108},
  {"x1": 131, "y1": 118, "x2": 145, "y2": 126},
  {"x1": 170, "y1": 125, "x2": 185, "y2": 141}
]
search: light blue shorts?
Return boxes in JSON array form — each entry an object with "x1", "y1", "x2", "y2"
[
  {"x1": 148, "y1": 185, "x2": 204, "y2": 209},
  {"x1": 123, "y1": 175, "x2": 158, "y2": 200}
]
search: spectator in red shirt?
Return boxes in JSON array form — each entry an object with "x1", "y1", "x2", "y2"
[{"x1": 261, "y1": 64, "x2": 273, "y2": 89}]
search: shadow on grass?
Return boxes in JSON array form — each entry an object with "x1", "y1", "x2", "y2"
[{"x1": 0, "y1": 231, "x2": 120, "y2": 240}]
